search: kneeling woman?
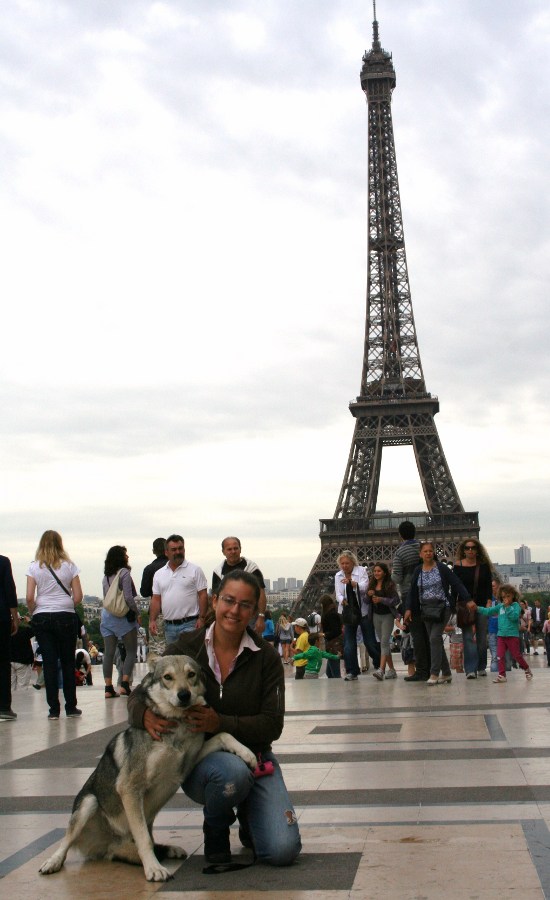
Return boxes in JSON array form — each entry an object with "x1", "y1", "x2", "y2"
[
  {"x1": 404, "y1": 542, "x2": 473, "y2": 685},
  {"x1": 128, "y1": 570, "x2": 301, "y2": 867}
]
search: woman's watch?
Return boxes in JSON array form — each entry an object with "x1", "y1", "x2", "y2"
[{"x1": 257, "y1": 613, "x2": 265, "y2": 618}]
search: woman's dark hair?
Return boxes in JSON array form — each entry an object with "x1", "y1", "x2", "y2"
[
  {"x1": 104, "y1": 545, "x2": 128, "y2": 577},
  {"x1": 369, "y1": 562, "x2": 395, "y2": 595},
  {"x1": 216, "y1": 570, "x2": 260, "y2": 606},
  {"x1": 320, "y1": 593, "x2": 336, "y2": 614}
]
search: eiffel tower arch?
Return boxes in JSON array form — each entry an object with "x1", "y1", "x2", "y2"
[{"x1": 294, "y1": 10, "x2": 479, "y2": 615}]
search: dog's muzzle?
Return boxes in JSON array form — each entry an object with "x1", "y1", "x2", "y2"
[{"x1": 177, "y1": 689, "x2": 192, "y2": 706}]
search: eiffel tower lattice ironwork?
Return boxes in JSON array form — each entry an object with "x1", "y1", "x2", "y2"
[{"x1": 294, "y1": 10, "x2": 479, "y2": 615}]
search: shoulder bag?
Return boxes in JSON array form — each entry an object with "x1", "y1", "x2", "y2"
[
  {"x1": 47, "y1": 565, "x2": 72, "y2": 597},
  {"x1": 456, "y1": 563, "x2": 478, "y2": 629},
  {"x1": 103, "y1": 570, "x2": 129, "y2": 617},
  {"x1": 341, "y1": 581, "x2": 361, "y2": 628}
]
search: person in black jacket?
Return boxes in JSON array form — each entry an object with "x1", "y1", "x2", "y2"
[
  {"x1": 128, "y1": 570, "x2": 301, "y2": 868},
  {"x1": 1, "y1": 555, "x2": 19, "y2": 719},
  {"x1": 320, "y1": 594, "x2": 342, "y2": 678},
  {"x1": 405, "y1": 542, "x2": 473, "y2": 685},
  {"x1": 453, "y1": 538, "x2": 493, "y2": 679},
  {"x1": 139, "y1": 538, "x2": 167, "y2": 598}
]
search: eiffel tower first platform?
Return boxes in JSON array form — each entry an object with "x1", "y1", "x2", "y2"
[{"x1": 293, "y1": 9, "x2": 480, "y2": 615}]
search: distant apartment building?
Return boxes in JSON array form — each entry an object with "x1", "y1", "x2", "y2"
[
  {"x1": 287, "y1": 578, "x2": 297, "y2": 590},
  {"x1": 514, "y1": 544, "x2": 531, "y2": 564},
  {"x1": 494, "y1": 561, "x2": 550, "y2": 590}
]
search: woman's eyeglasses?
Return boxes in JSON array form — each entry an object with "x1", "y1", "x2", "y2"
[
  {"x1": 464, "y1": 545, "x2": 477, "y2": 551},
  {"x1": 218, "y1": 595, "x2": 255, "y2": 613}
]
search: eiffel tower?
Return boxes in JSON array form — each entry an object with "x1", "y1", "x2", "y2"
[{"x1": 294, "y1": 7, "x2": 479, "y2": 614}]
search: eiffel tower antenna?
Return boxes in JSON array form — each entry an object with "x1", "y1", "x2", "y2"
[{"x1": 294, "y1": 13, "x2": 480, "y2": 612}]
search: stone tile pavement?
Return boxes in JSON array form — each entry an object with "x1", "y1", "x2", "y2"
[{"x1": 2, "y1": 656, "x2": 550, "y2": 898}]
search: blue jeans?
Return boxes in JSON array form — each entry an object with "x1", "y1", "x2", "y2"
[
  {"x1": 164, "y1": 618, "x2": 198, "y2": 647},
  {"x1": 462, "y1": 612, "x2": 489, "y2": 674},
  {"x1": 32, "y1": 612, "x2": 78, "y2": 716},
  {"x1": 183, "y1": 750, "x2": 301, "y2": 866}
]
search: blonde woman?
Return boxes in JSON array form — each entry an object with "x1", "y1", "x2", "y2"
[
  {"x1": 26, "y1": 531, "x2": 83, "y2": 720},
  {"x1": 276, "y1": 612, "x2": 293, "y2": 664}
]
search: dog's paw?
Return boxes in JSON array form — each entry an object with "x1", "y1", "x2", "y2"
[
  {"x1": 145, "y1": 862, "x2": 173, "y2": 882},
  {"x1": 154, "y1": 842, "x2": 187, "y2": 860},
  {"x1": 39, "y1": 855, "x2": 63, "y2": 875},
  {"x1": 240, "y1": 748, "x2": 258, "y2": 770},
  {"x1": 164, "y1": 844, "x2": 187, "y2": 859}
]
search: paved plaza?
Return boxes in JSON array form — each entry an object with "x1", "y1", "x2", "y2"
[{"x1": 2, "y1": 656, "x2": 550, "y2": 898}]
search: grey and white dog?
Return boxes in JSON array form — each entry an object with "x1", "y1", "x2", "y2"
[{"x1": 39, "y1": 654, "x2": 257, "y2": 882}]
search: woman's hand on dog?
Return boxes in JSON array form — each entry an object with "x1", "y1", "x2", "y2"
[
  {"x1": 143, "y1": 705, "x2": 221, "y2": 740},
  {"x1": 143, "y1": 709, "x2": 178, "y2": 742},
  {"x1": 183, "y1": 704, "x2": 220, "y2": 734}
]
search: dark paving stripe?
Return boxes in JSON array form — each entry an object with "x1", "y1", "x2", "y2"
[
  {"x1": 285, "y1": 702, "x2": 550, "y2": 716},
  {"x1": 160, "y1": 852, "x2": 362, "y2": 892},
  {"x1": 0, "y1": 723, "x2": 127, "y2": 770},
  {"x1": 484, "y1": 713, "x2": 507, "y2": 742},
  {"x1": 0, "y1": 829, "x2": 65, "y2": 878},
  {"x1": 4, "y1": 745, "x2": 550, "y2": 779},
  {"x1": 277, "y1": 748, "x2": 522, "y2": 762},
  {"x1": 5, "y1": 785, "x2": 550, "y2": 815},
  {"x1": 523, "y1": 820, "x2": 550, "y2": 896},
  {"x1": 311, "y1": 724, "x2": 401, "y2": 734}
]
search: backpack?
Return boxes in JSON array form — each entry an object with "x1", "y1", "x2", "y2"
[{"x1": 307, "y1": 612, "x2": 318, "y2": 629}]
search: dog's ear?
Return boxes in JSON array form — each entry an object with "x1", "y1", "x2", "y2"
[{"x1": 141, "y1": 670, "x2": 155, "y2": 689}]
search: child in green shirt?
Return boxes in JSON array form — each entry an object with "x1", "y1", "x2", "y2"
[
  {"x1": 292, "y1": 632, "x2": 341, "y2": 679},
  {"x1": 475, "y1": 584, "x2": 533, "y2": 683}
]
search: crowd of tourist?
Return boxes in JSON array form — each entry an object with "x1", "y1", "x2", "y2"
[
  {"x1": 1, "y1": 523, "x2": 544, "y2": 723},
  {"x1": 0, "y1": 524, "x2": 545, "y2": 873}
]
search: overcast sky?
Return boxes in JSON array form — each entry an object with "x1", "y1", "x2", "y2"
[{"x1": 1, "y1": 0, "x2": 549, "y2": 596}]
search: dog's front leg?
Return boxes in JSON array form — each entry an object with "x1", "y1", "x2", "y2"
[
  {"x1": 39, "y1": 794, "x2": 99, "y2": 875},
  {"x1": 117, "y1": 786, "x2": 172, "y2": 882},
  {"x1": 196, "y1": 733, "x2": 257, "y2": 770}
]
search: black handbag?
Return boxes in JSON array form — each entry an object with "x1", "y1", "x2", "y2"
[
  {"x1": 456, "y1": 564, "x2": 478, "y2": 628},
  {"x1": 341, "y1": 581, "x2": 361, "y2": 628},
  {"x1": 420, "y1": 600, "x2": 446, "y2": 623}
]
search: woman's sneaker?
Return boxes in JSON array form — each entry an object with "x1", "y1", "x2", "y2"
[
  {"x1": 493, "y1": 675, "x2": 507, "y2": 683},
  {"x1": 426, "y1": 675, "x2": 439, "y2": 685},
  {"x1": 344, "y1": 674, "x2": 358, "y2": 681},
  {"x1": 372, "y1": 668, "x2": 385, "y2": 681},
  {"x1": 385, "y1": 669, "x2": 397, "y2": 679},
  {"x1": 466, "y1": 672, "x2": 477, "y2": 680},
  {"x1": 437, "y1": 674, "x2": 452, "y2": 684}
]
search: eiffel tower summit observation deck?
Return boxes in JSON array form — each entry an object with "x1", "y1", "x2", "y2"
[{"x1": 295, "y1": 6, "x2": 480, "y2": 613}]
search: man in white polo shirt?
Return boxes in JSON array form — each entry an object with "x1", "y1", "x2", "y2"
[{"x1": 149, "y1": 534, "x2": 208, "y2": 647}]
